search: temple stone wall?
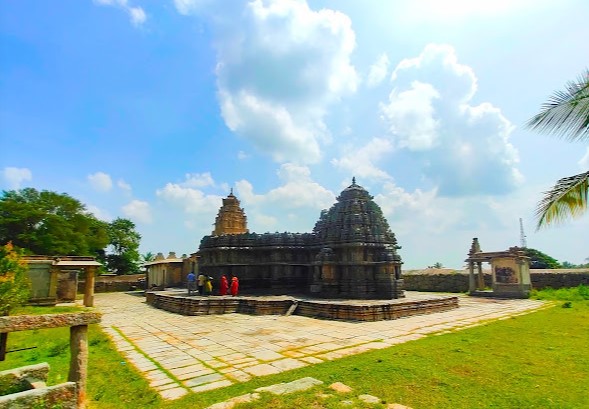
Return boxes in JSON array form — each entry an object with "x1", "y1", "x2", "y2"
[
  {"x1": 77, "y1": 274, "x2": 145, "y2": 293},
  {"x1": 198, "y1": 180, "x2": 404, "y2": 300},
  {"x1": 402, "y1": 269, "x2": 589, "y2": 292}
]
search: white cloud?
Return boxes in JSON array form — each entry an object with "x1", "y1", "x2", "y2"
[
  {"x1": 181, "y1": 172, "x2": 215, "y2": 188},
  {"x1": 237, "y1": 151, "x2": 250, "y2": 160},
  {"x1": 380, "y1": 43, "x2": 521, "y2": 196},
  {"x1": 237, "y1": 163, "x2": 335, "y2": 210},
  {"x1": 87, "y1": 205, "x2": 112, "y2": 222},
  {"x1": 331, "y1": 137, "x2": 394, "y2": 181},
  {"x1": 1, "y1": 167, "x2": 32, "y2": 189},
  {"x1": 367, "y1": 53, "x2": 389, "y2": 88},
  {"x1": 156, "y1": 183, "x2": 221, "y2": 214},
  {"x1": 391, "y1": 44, "x2": 477, "y2": 103},
  {"x1": 212, "y1": 0, "x2": 357, "y2": 163},
  {"x1": 232, "y1": 163, "x2": 336, "y2": 233},
  {"x1": 173, "y1": 0, "x2": 210, "y2": 15},
  {"x1": 88, "y1": 172, "x2": 113, "y2": 192},
  {"x1": 579, "y1": 147, "x2": 589, "y2": 171},
  {"x1": 129, "y1": 7, "x2": 146, "y2": 26},
  {"x1": 122, "y1": 200, "x2": 152, "y2": 224},
  {"x1": 117, "y1": 179, "x2": 132, "y2": 193},
  {"x1": 94, "y1": 0, "x2": 146, "y2": 27},
  {"x1": 381, "y1": 81, "x2": 441, "y2": 150}
]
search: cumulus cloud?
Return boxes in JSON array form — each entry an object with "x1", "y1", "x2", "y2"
[
  {"x1": 156, "y1": 173, "x2": 222, "y2": 215},
  {"x1": 122, "y1": 200, "x2": 152, "y2": 223},
  {"x1": 181, "y1": 172, "x2": 216, "y2": 188},
  {"x1": 579, "y1": 147, "x2": 589, "y2": 171},
  {"x1": 331, "y1": 137, "x2": 394, "y2": 181},
  {"x1": 88, "y1": 172, "x2": 113, "y2": 192},
  {"x1": 117, "y1": 179, "x2": 132, "y2": 193},
  {"x1": 381, "y1": 81, "x2": 441, "y2": 150},
  {"x1": 173, "y1": 0, "x2": 210, "y2": 15},
  {"x1": 94, "y1": 0, "x2": 146, "y2": 27},
  {"x1": 233, "y1": 163, "x2": 336, "y2": 232},
  {"x1": 367, "y1": 53, "x2": 389, "y2": 88},
  {"x1": 380, "y1": 43, "x2": 522, "y2": 196},
  {"x1": 1, "y1": 167, "x2": 32, "y2": 189},
  {"x1": 210, "y1": 0, "x2": 357, "y2": 163},
  {"x1": 237, "y1": 163, "x2": 335, "y2": 210}
]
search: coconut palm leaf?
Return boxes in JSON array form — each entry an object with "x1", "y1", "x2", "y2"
[
  {"x1": 536, "y1": 171, "x2": 589, "y2": 229},
  {"x1": 527, "y1": 69, "x2": 589, "y2": 142}
]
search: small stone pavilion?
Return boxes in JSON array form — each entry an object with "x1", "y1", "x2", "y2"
[
  {"x1": 22, "y1": 255, "x2": 102, "y2": 306},
  {"x1": 198, "y1": 178, "x2": 404, "y2": 299},
  {"x1": 466, "y1": 238, "x2": 532, "y2": 298}
]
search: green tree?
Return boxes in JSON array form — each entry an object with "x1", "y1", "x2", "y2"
[
  {"x1": 527, "y1": 69, "x2": 589, "y2": 228},
  {"x1": 140, "y1": 251, "x2": 155, "y2": 264},
  {"x1": 0, "y1": 242, "x2": 31, "y2": 314},
  {"x1": 524, "y1": 248, "x2": 561, "y2": 269},
  {"x1": 0, "y1": 188, "x2": 109, "y2": 256},
  {"x1": 106, "y1": 218, "x2": 141, "y2": 275}
]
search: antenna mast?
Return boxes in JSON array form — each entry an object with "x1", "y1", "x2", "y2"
[{"x1": 519, "y1": 218, "x2": 527, "y2": 248}]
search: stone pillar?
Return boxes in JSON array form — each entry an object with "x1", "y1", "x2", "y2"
[
  {"x1": 477, "y1": 262, "x2": 485, "y2": 290},
  {"x1": 468, "y1": 262, "x2": 475, "y2": 293},
  {"x1": 83, "y1": 266, "x2": 96, "y2": 307},
  {"x1": 68, "y1": 324, "x2": 88, "y2": 409},
  {"x1": 49, "y1": 265, "x2": 59, "y2": 300}
]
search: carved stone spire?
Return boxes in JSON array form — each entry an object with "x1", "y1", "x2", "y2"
[
  {"x1": 213, "y1": 191, "x2": 249, "y2": 236},
  {"x1": 469, "y1": 237, "x2": 482, "y2": 256}
]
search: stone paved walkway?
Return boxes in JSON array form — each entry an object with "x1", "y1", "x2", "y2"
[{"x1": 95, "y1": 292, "x2": 548, "y2": 400}]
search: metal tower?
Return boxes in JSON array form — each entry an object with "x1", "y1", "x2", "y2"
[{"x1": 519, "y1": 218, "x2": 527, "y2": 248}]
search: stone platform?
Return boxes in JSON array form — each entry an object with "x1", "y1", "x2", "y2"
[
  {"x1": 96, "y1": 292, "x2": 547, "y2": 400},
  {"x1": 146, "y1": 290, "x2": 459, "y2": 321}
]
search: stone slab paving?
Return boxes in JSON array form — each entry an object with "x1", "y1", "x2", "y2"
[{"x1": 94, "y1": 292, "x2": 547, "y2": 400}]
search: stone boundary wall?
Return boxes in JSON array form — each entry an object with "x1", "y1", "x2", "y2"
[
  {"x1": 402, "y1": 269, "x2": 589, "y2": 292},
  {"x1": 0, "y1": 382, "x2": 77, "y2": 409},
  {"x1": 146, "y1": 293, "x2": 459, "y2": 322},
  {"x1": 77, "y1": 273, "x2": 145, "y2": 293}
]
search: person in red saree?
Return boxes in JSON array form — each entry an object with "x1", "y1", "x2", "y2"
[
  {"x1": 230, "y1": 276, "x2": 239, "y2": 296},
  {"x1": 219, "y1": 275, "x2": 229, "y2": 296}
]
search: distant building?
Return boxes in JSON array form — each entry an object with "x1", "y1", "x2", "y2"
[
  {"x1": 197, "y1": 178, "x2": 404, "y2": 299},
  {"x1": 144, "y1": 252, "x2": 197, "y2": 288}
]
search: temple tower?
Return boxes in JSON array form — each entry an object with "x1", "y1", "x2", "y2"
[
  {"x1": 212, "y1": 190, "x2": 249, "y2": 236},
  {"x1": 310, "y1": 177, "x2": 404, "y2": 299}
]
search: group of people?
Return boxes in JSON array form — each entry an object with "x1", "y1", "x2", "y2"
[{"x1": 186, "y1": 271, "x2": 239, "y2": 297}]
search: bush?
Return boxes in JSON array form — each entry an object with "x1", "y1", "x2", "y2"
[{"x1": 0, "y1": 242, "x2": 31, "y2": 315}]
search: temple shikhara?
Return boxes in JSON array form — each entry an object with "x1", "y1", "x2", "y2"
[{"x1": 198, "y1": 178, "x2": 405, "y2": 299}]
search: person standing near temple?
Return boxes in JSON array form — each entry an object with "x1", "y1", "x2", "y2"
[
  {"x1": 230, "y1": 275, "x2": 239, "y2": 296},
  {"x1": 205, "y1": 275, "x2": 213, "y2": 296},
  {"x1": 219, "y1": 274, "x2": 229, "y2": 296},
  {"x1": 187, "y1": 271, "x2": 196, "y2": 296},
  {"x1": 197, "y1": 272, "x2": 206, "y2": 295}
]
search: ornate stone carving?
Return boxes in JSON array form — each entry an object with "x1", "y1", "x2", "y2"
[{"x1": 198, "y1": 179, "x2": 404, "y2": 299}]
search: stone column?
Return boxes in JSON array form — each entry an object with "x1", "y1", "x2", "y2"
[
  {"x1": 83, "y1": 266, "x2": 96, "y2": 307},
  {"x1": 477, "y1": 262, "x2": 485, "y2": 290},
  {"x1": 468, "y1": 261, "x2": 475, "y2": 293},
  {"x1": 68, "y1": 324, "x2": 88, "y2": 409},
  {"x1": 49, "y1": 265, "x2": 60, "y2": 300}
]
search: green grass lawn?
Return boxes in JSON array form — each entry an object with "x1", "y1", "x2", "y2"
[{"x1": 1, "y1": 288, "x2": 588, "y2": 408}]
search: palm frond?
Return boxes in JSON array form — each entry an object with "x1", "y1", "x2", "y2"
[
  {"x1": 527, "y1": 69, "x2": 589, "y2": 142},
  {"x1": 536, "y1": 171, "x2": 589, "y2": 229}
]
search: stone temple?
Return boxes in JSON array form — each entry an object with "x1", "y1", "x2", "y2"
[{"x1": 198, "y1": 178, "x2": 404, "y2": 299}]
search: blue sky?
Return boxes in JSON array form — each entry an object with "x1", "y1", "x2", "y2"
[{"x1": 1, "y1": 0, "x2": 588, "y2": 268}]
